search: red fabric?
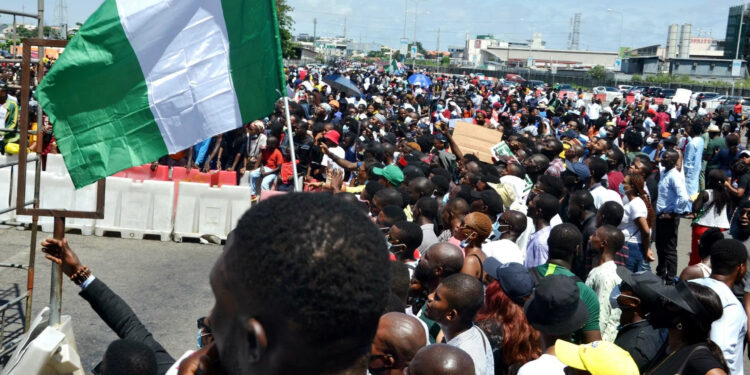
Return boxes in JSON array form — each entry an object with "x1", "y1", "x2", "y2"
[
  {"x1": 607, "y1": 171, "x2": 624, "y2": 197},
  {"x1": 262, "y1": 148, "x2": 284, "y2": 169},
  {"x1": 690, "y1": 224, "x2": 711, "y2": 266}
]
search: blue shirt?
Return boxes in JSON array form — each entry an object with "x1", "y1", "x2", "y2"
[
  {"x1": 656, "y1": 168, "x2": 691, "y2": 215},
  {"x1": 525, "y1": 226, "x2": 552, "y2": 268},
  {"x1": 683, "y1": 136, "x2": 704, "y2": 197}
]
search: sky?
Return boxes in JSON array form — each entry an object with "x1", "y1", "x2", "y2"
[{"x1": 3, "y1": 0, "x2": 746, "y2": 52}]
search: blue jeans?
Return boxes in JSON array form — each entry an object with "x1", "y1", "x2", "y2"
[
  {"x1": 249, "y1": 166, "x2": 276, "y2": 196},
  {"x1": 625, "y1": 242, "x2": 652, "y2": 273}
]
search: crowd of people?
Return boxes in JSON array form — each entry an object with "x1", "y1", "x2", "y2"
[{"x1": 4, "y1": 60, "x2": 750, "y2": 374}]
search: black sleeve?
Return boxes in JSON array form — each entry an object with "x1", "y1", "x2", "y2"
[
  {"x1": 80, "y1": 278, "x2": 175, "y2": 375},
  {"x1": 683, "y1": 347, "x2": 724, "y2": 375}
]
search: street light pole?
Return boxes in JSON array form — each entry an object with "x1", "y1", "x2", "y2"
[
  {"x1": 608, "y1": 8, "x2": 623, "y2": 56},
  {"x1": 733, "y1": 3, "x2": 745, "y2": 96}
]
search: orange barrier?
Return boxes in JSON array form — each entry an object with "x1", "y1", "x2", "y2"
[
  {"x1": 595, "y1": 94, "x2": 607, "y2": 102},
  {"x1": 171, "y1": 167, "x2": 212, "y2": 184},
  {"x1": 113, "y1": 164, "x2": 170, "y2": 181},
  {"x1": 211, "y1": 171, "x2": 237, "y2": 187}
]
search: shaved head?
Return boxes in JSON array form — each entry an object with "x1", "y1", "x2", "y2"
[
  {"x1": 370, "y1": 312, "x2": 427, "y2": 371},
  {"x1": 407, "y1": 344, "x2": 475, "y2": 375},
  {"x1": 501, "y1": 210, "x2": 527, "y2": 237}
]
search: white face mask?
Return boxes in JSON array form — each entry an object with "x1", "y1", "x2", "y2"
[{"x1": 404, "y1": 117, "x2": 413, "y2": 125}]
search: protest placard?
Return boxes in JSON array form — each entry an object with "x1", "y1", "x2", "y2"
[{"x1": 451, "y1": 121, "x2": 503, "y2": 163}]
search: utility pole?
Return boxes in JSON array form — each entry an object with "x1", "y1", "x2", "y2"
[
  {"x1": 436, "y1": 27, "x2": 440, "y2": 70},
  {"x1": 403, "y1": 0, "x2": 407, "y2": 39},
  {"x1": 313, "y1": 17, "x2": 317, "y2": 43},
  {"x1": 343, "y1": 16, "x2": 347, "y2": 39}
]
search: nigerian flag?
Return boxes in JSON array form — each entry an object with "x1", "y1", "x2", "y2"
[
  {"x1": 37, "y1": 0, "x2": 285, "y2": 188},
  {"x1": 386, "y1": 59, "x2": 399, "y2": 74}
]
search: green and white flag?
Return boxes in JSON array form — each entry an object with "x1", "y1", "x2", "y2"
[
  {"x1": 386, "y1": 59, "x2": 398, "y2": 74},
  {"x1": 37, "y1": 0, "x2": 285, "y2": 188}
]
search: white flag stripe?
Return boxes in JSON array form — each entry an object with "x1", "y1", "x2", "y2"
[{"x1": 116, "y1": 0, "x2": 242, "y2": 153}]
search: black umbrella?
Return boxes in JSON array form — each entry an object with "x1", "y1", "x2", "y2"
[{"x1": 322, "y1": 74, "x2": 363, "y2": 98}]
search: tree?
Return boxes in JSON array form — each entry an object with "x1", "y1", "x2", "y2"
[
  {"x1": 589, "y1": 65, "x2": 606, "y2": 80},
  {"x1": 440, "y1": 56, "x2": 450, "y2": 66},
  {"x1": 276, "y1": 0, "x2": 296, "y2": 58}
]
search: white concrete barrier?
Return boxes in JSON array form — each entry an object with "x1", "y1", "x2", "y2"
[
  {"x1": 45, "y1": 154, "x2": 67, "y2": 175},
  {"x1": 173, "y1": 182, "x2": 251, "y2": 242},
  {"x1": 0, "y1": 167, "x2": 13, "y2": 222},
  {"x1": 94, "y1": 177, "x2": 174, "y2": 241}
]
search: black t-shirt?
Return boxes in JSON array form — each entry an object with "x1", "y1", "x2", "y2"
[
  {"x1": 614, "y1": 320, "x2": 667, "y2": 373},
  {"x1": 646, "y1": 343, "x2": 724, "y2": 375},
  {"x1": 739, "y1": 174, "x2": 750, "y2": 203}
]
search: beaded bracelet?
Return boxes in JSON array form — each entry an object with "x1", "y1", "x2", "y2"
[{"x1": 70, "y1": 266, "x2": 91, "y2": 286}]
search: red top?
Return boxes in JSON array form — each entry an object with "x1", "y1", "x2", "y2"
[{"x1": 262, "y1": 148, "x2": 284, "y2": 170}]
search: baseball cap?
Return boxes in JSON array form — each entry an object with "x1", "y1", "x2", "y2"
[
  {"x1": 707, "y1": 124, "x2": 721, "y2": 133},
  {"x1": 483, "y1": 260, "x2": 534, "y2": 303},
  {"x1": 373, "y1": 165, "x2": 404, "y2": 186},
  {"x1": 565, "y1": 161, "x2": 591, "y2": 180},
  {"x1": 555, "y1": 340, "x2": 639, "y2": 375},
  {"x1": 663, "y1": 135, "x2": 678, "y2": 145},
  {"x1": 740, "y1": 150, "x2": 750, "y2": 158},
  {"x1": 324, "y1": 130, "x2": 341, "y2": 145}
]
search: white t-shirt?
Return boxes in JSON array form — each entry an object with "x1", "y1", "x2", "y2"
[
  {"x1": 446, "y1": 325, "x2": 494, "y2": 375},
  {"x1": 482, "y1": 239, "x2": 524, "y2": 265},
  {"x1": 696, "y1": 190, "x2": 730, "y2": 229},
  {"x1": 588, "y1": 103, "x2": 601, "y2": 120},
  {"x1": 321, "y1": 146, "x2": 345, "y2": 173},
  {"x1": 690, "y1": 278, "x2": 747, "y2": 375},
  {"x1": 518, "y1": 354, "x2": 567, "y2": 375},
  {"x1": 590, "y1": 184, "x2": 623, "y2": 209},
  {"x1": 619, "y1": 196, "x2": 647, "y2": 244}
]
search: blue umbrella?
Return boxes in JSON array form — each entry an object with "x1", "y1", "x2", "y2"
[
  {"x1": 408, "y1": 73, "x2": 432, "y2": 87},
  {"x1": 322, "y1": 74, "x2": 362, "y2": 97}
]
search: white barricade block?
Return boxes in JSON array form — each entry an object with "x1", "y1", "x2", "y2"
[
  {"x1": 45, "y1": 154, "x2": 67, "y2": 175},
  {"x1": 238, "y1": 171, "x2": 250, "y2": 187},
  {"x1": 173, "y1": 182, "x2": 251, "y2": 242},
  {"x1": 94, "y1": 177, "x2": 174, "y2": 241},
  {"x1": 0, "y1": 168, "x2": 13, "y2": 222},
  {"x1": 14, "y1": 171, "x2": 95, "y2": 235}
]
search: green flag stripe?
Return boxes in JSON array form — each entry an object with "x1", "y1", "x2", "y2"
[
  {"x1": 221, "y1": 0, "x2": 285, "y2": 123},
  {"x1": 37, "y1": 0, "x2": 167, "y2": 188}
]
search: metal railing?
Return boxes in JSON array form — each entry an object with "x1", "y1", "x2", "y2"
[{"x1": 0, "y1": 153, "x2": 40, "y2": 359}]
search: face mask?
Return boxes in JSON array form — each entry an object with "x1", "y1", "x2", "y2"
[
  {"x1": 196, "y1": 329, "x2": 203, "y2": 349},
  {"x1": 460, "y1": 239, "x2": 469, "y2": 248},
  {"x1": 619, "y1": 183, "x2": 626, "y2": 196},
  {"x1": 404, "y1": 117, "x2": 413, "y2": 125},
  {"x1": 342, "y1": 125, "x2": 349, "y2": 133},
  {"x1": 437, "y1": 104, "x2": 444, "y2": 111}
]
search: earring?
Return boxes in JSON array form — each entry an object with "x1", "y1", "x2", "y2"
[{"x1": 676, "y1": 322, "x2": 683, "y2": 330}]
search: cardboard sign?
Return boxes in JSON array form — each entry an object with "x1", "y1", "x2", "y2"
[
  {"x1": 673, "y1": 88, "x2": 692, "y2": 105},
  {"x1": 451, "y1": 121, "x2": 503, "y2": 163}
]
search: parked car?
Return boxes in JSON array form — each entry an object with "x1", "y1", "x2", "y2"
[
  {"x1": 527, "y1": 80, "x2": 545, "y2": 89},
  {"x1": 628, "y1": 86, "x2": 648, "y2": 94},
  {"x1": 558, "y1": 84, "x2": 574, "y2": 91},
  {"x1": 643, "y1": 87, "x2": 664, "y2": 97},
  {"x1": 715, "y1": 97, "x2": 747, "y2": 116},
  {"x1": 659, "y1": 88, "x2": 676, "y2": 99},
  {"x1": 617, "y1": 85, "x2": 633, "y2": 94},
  {"x1": 592, "y1": 86, "x2": 623, "y2": 102}
]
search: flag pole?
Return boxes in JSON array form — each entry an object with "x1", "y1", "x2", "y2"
[{"x1": 283, "y1": 96, "x2": 301, "y2": 192}]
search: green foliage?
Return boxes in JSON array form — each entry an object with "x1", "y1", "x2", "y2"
[
  {"x1": 440, "y1": 56, "x2": 450, "y2": 66},
  {"x1": 276, "y1": 0, "x2": 296, "y2": 58},
  {"x1": 631, "y1": 74, "x2": 642, "y2": 83},
  {"x1": 367, "y1": 50, "x2": 387, "y2": 58},
  {"x1": 588, "y1": 65, "x2": 606, "y2": 80}
]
